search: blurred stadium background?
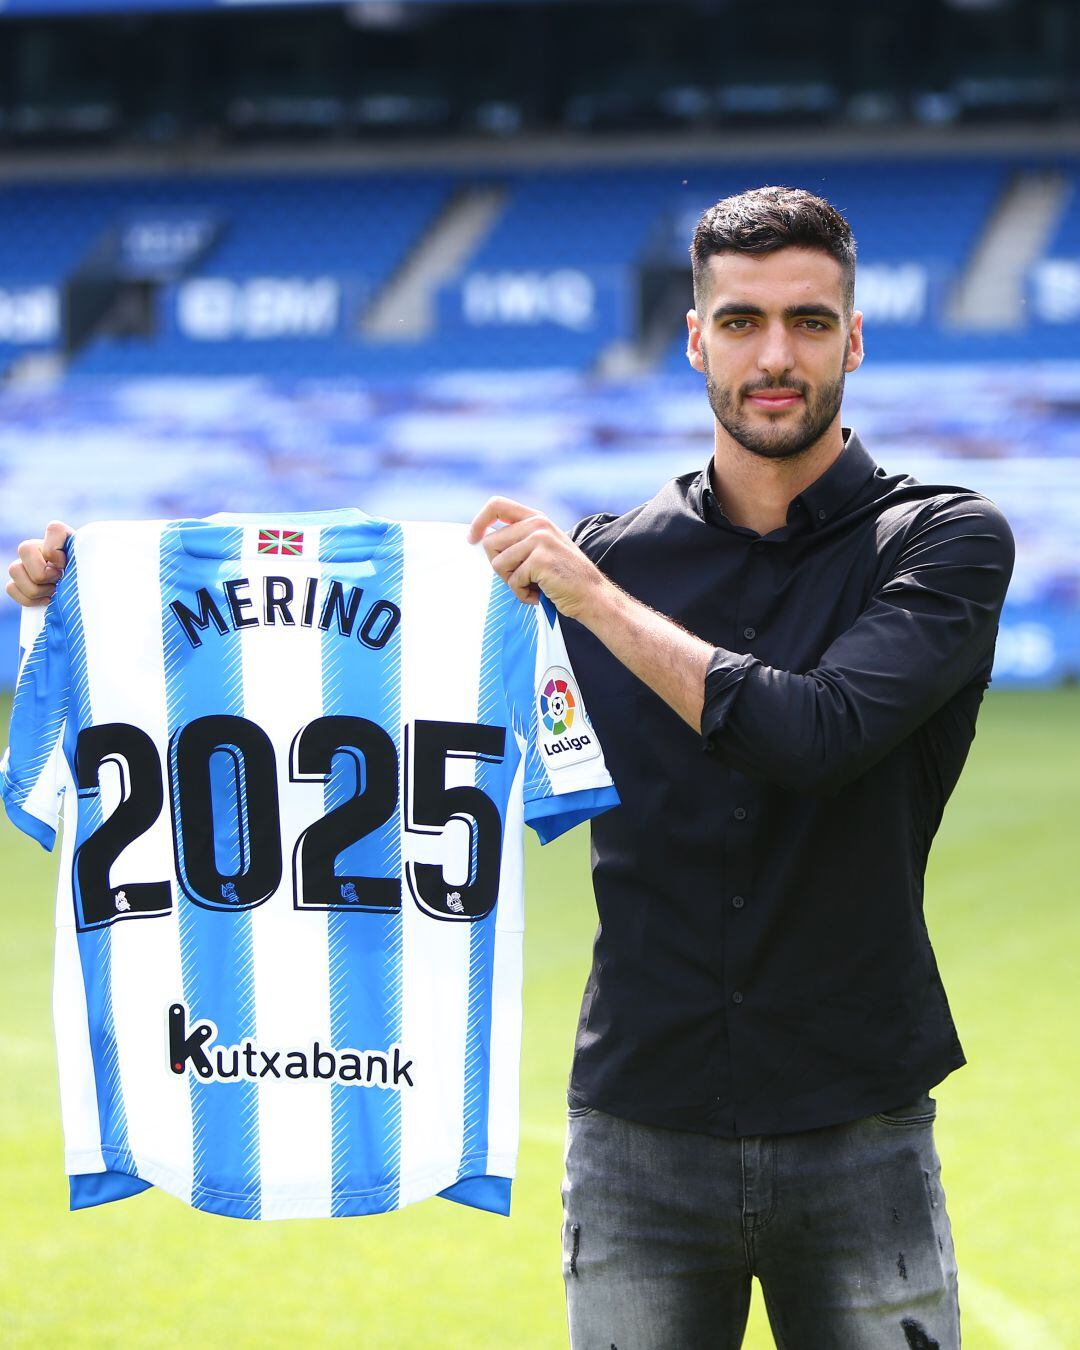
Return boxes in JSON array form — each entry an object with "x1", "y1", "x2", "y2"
[{"x1": 0, "y1": 0, "x2": 1077, "y2": 1346}]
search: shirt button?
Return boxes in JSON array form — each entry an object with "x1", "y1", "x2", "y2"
[
  {"x1": 732, "y1": 895, "x2": 745, "y2": 909},
  {"x1": 733, "y1": 806, "x2": 747, "y2": 821},
  {"x1": 743, "y1": 626, "x2": 756, "y2": 640},
  {"x1": 751, "y1": 541, "x2": 765, "y2": 554},
  {"x1": 817, "y1": 509, "x2": 827, "y2": 521},
  {"x1": 732, "y1": 991, "x2": 744, "y2": 1005}
]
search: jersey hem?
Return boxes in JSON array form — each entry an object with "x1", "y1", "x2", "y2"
[
  {"x1": 67, "y1": 1145, "x2": 517, "y2": 1220},
  {"x1": 527, "y1": 783, "x2": 621, "y2": 844},
  {"x1": 0, "y1": 790, "x2": 57, "y2": 851}
]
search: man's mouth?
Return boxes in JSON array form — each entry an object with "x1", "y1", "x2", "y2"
[{"x1": 745, "y1": 389, "x2": 804, "y2": 410}]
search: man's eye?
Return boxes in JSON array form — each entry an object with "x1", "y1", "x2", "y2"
[
  {"x1": 801, "y1": 320, "x2": 828, "y2": 331},
  {"x1": 723, "y1": 319, "x2": 753, "y2": 330}
]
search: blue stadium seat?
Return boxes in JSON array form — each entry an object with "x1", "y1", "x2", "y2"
[{"x1": 0, "y1": 159, "x2": 1078, "y2": 377}]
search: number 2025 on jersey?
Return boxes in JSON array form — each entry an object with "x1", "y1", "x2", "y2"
[{"x1": 0, "y1": 510, "x2": 619, "y2": 1220}]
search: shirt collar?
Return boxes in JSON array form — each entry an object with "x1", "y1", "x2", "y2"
[
  {"x1": 690, "y1": 428, "x2": 879, "y2": 533},
  {"x1": 690, "y1": 455, "x2": 726, "y2": 527}
]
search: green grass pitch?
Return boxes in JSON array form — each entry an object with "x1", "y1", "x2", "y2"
[{"x1": 1, "y1": 688, "x2": 1076, "y2": 1348}]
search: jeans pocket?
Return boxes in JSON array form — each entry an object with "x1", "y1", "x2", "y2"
[
  {"x1": 567, "y1": 1103, "x2": 596, "y2": 1119},
  {"x1": 873, "y1": 1092, "x2": 937, "y2": 1126}
]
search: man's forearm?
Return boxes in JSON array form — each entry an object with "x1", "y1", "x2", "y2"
[
  {"x1": 576, "y1": 577, "x2": 713, "y2": 732},
  {"x1": 466, "y1": 496, "x2": 713, "y2": 730}
]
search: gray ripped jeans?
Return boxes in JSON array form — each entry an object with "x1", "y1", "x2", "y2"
[{"x1": 562, "y1": 1095, "x2": 959, "y2": 1350}]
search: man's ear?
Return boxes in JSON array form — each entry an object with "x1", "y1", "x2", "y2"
[
  {"x1": 687, "y1": 310, "x2": 706, "y2": 373},
  {"x1": 845, "y1": 310, "x2": 865, "y2": 373}
]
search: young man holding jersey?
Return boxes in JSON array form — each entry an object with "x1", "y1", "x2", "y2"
[{"x1": 9, "y1": 188, "x2": 1014, "y2": 1349}]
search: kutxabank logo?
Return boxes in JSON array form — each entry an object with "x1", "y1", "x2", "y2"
[
  {"x1": 537, "y1": 666, "x2": 600, "y2": 768},
  {"x1": 167, "y1": 1004, "x2": 415, "y2": 1089}
]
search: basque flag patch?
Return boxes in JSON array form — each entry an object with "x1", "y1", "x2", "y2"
[{"x1": 258, "y1": 529, "x2": 305, "y2": 556}]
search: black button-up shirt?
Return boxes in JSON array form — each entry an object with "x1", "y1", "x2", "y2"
[{"x1": 563, "y1": 430, "x2": 1014, "y2": 1137}]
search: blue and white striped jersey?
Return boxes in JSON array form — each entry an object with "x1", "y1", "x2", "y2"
[{"x1": 1, "y1": 509, "x2": 618, "y2": 1220}]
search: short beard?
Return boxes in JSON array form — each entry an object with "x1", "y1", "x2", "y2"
[{"x1": 702, "y1": 348, "x2": 847, "y2": 462}]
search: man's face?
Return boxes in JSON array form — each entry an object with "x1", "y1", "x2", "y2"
[{"x1": 687, "y1": 247, "x2": 864, "y2": 461}]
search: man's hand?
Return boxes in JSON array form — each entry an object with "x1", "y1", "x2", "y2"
[
  {"x1": 468, "y1": 496, "x2": 713, "y2": 733},
  {"x1": 6, "y1": 521, "x2": 72, "y2": 607},
  {"x1": 467, "y1": 497, "x2": 608, "y2": 623}
]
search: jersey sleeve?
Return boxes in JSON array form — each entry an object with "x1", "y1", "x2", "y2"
[
  {"x1": 0, "y1": 600, "x2": 71, "y2": 850},
  {"x1": 503, "y1": 593, "x2": 620, "y2": 845}
]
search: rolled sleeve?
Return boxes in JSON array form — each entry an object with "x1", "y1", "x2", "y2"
[
  {"x1": 701, "y1": 649, "x2": 757, "y2": 750},
  {"x1": 701, "y1": 496, "x2": 1015, "y2": 794}
]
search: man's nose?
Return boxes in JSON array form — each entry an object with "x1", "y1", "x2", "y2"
[{"x1": 756, "y1": 322, "x2": 796, "y2": 379}]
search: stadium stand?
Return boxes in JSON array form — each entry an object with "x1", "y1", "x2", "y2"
[
  {"x1": 1027, "y1": 164, "x2": 1080, "y2": 328},
  {"x1": 2, "y1": 156, "x2": 1079, "y2": 381},
  {"x1": 659, "y1": 158, "x2": 1012, "y2": 369},
  {"x1": 0, "y1": 172, "x2": 455, "y2": 377},
  {"x1": 0, "y1": 151, "x2": 1077, "y2": 685},
  {"x1": 1042, "y1": 162, "x2": 1080, "y2": 255}
]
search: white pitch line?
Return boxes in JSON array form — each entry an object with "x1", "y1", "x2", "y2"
[{"x1": 962, "y1": 1274, "x2": 1067, "y2": 1350}]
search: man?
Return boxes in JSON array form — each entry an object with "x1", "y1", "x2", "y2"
[{"x1": 10, "y1": 188, "x2": 1013, "y2": 1349}]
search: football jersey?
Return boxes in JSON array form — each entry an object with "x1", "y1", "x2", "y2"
[{"x1": 1, "y1": 509, "x2": 618, "y2": 1220}]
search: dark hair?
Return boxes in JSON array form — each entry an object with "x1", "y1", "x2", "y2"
[{"x1": 690, "y1": 185, "x2": 857, "y2": 313}]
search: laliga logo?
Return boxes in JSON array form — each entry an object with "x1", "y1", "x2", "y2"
[
  {"x1": 541, "y1": 676, "x2": 576, "y2": 734},
  {"x1": 538, "y1": 668, "x2": 598, "y2": 763}
]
